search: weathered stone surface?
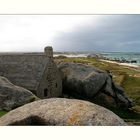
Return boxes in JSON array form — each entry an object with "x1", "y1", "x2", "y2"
[
  {"x1": 0, "y1": 98, "x2": 126, "y2": 126},
  {"x1": 0, "y1": 76, "x2": 38, "y2": 111},
  {"x1": 0, "y1": 46, "x2": 62, "y2": 99},
  {"x1": 58, "y1": 62, "x2": 132, "y2": 109}
]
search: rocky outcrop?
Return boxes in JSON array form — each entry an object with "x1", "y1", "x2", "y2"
[
  {"x1": 87, "y1": 53, "x2": 103, "y2": 59},
  {"x1": 0, "y1": 98, "x2": 126, "y2": 126},
  {"x1": 0, "y1": 76, "x2": 38, "y2": 111},
  {"x1": 58, "y1": 62, "x2": 132, "y2": 109}
]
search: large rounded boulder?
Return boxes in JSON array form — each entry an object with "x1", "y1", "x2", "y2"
[
  {"x1": 0, "y1": 76, "x2": 38, "y2": 111},
  {"x1": 58, "y1": 62, "x2": 132, "y2": 109},
  {"x1": 0, "y1": 98, "x2": 126, "y2": 126}
]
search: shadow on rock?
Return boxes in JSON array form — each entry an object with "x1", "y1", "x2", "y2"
[{"x1": 58, "y1": 62, "x2": 132, "y2": 110}]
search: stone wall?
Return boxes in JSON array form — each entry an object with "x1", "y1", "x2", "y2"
[
  {"x1": 0, "y1": 46, "x2": 62, "y2": 98},
  {"x1": 0, "y1": 54, "x2": 47, "y2": 90},
  {"x1": 37, "y1": 59, "x2": 62, "y2": 98}
]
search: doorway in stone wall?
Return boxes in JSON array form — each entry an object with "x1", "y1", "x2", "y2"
[{"x1": 44, "y1": 88, "x2": 48, "y2": 97}]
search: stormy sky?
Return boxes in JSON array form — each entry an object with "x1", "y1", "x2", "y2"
[
  {"x1": 0, "y1": 15, "x2": 140, "y2": 52},
  {"x1": 53, "y1": 15, "x2": 140, "y2": 52}
]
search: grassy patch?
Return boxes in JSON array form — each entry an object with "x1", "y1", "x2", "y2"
[
  {"x1": 0, "y1": 110, "x2": 8, "y2": 117},
  {"x1": 122, "y1": 75, "x2": 140, "y2": 106}
]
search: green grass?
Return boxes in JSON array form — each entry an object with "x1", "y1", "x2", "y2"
[
  {"x1": 0, "y1": 110, "x2": 8, "y2": 117},
  {"x1": 122, "y1": 75, "x2": 140, "y2": 106}
]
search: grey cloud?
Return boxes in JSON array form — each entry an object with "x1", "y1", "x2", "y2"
[{"x1": 53, "y1": 15, "x2": 140, "y2": 52}]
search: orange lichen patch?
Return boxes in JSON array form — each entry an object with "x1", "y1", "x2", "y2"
[
  {"x1": 78, "y1": 103, "x2": 84, "y2": 108},
  {"x1": 67, "y1": 112, "x2": 80, "y2": 125}
]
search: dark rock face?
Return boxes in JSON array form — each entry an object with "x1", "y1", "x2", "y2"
[
  {"x1": 0, "y1": 98, "x2": 126, "y2": 126},
  {"x1": 58, "y1": 62, "x2": 132, "y2": 109},
  {"x1": 0, "y1": 76, "x2": 38, "y2": 111}
]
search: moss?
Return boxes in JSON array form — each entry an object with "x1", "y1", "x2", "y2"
[{"x1": 28, "y1": 96, "x2": 40, "y2": 102}]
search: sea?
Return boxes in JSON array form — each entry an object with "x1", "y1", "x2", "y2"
[
  {"x1": 54, "y1": 52, "x2": 140, "y2": 67},
  {"x1": 101, "y1": 52, "x2": 140, "y2": 66}
]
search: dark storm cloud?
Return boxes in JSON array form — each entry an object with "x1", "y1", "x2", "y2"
[{"x1": 53, "y1": 15, "x2": 140, "y2": 52}]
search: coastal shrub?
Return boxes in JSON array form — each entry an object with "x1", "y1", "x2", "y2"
[{"x1": 55, "y1": 55, "x2": 67, "y2": 59}]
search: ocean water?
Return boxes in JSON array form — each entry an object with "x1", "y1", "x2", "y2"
[
  {"x1": 54, "y1": 52, "x2": 140, "y2": 66},
  {"x1": 101, "y1": 52, "x2": 140, "y2": 66}
]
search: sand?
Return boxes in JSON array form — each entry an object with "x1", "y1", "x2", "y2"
[{"x1": 100, "y1": 59, "x2": 140, "y2": 69}]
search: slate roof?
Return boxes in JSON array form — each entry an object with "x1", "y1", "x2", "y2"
[{"x1": 0, "y1": 53, "x2": 49, "y2": 90}]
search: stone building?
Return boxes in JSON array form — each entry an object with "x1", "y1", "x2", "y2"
[{"x1": 0, "y1": 46, "x2": 62, "y2": 98}]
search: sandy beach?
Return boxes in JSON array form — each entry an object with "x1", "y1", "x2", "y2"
[{"x1": 100, "y1": 59, "x2": 140, "y2": 69}]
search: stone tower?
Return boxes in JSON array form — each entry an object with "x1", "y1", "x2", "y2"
[
  {"x1": 39, "y1": 46, "x2": 62, "y2": 98},
  {"x1": 44, "y1": 46, "x2": 53, "y2": 59}
]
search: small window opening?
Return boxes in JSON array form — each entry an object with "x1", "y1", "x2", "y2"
[
  {"x1": 56, "y1": 83, "x2": 57, "y2": 88},
  {"x1": 44, "y1": 88, "x2": 48, "y2": 97}
]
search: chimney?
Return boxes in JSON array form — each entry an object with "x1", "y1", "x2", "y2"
[{"x1": 44, "y1": 46, "x2": 53, "y2": 59}]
